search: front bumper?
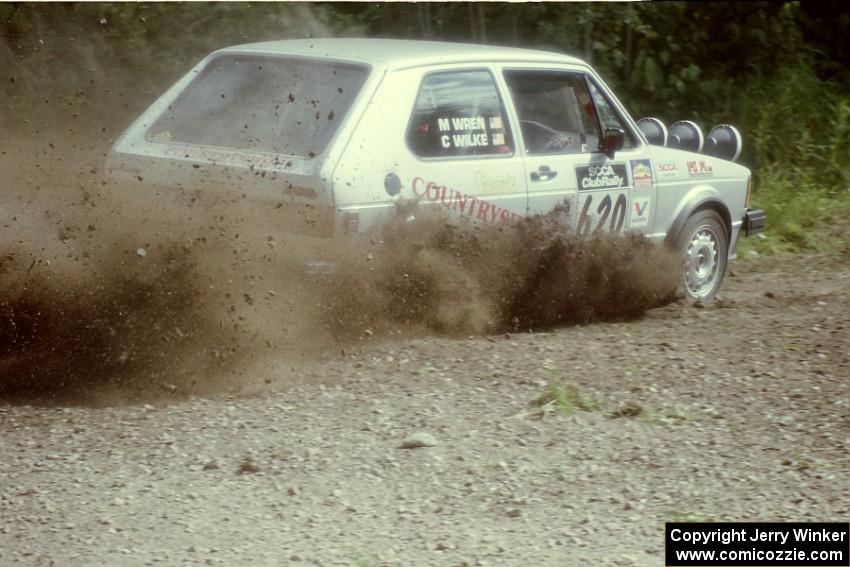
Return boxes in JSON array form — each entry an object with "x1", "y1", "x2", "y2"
[{"x1": 743, "y1": 208, "x2": 766, "y2": 236}]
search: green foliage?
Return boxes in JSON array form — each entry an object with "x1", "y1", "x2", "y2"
[
  {"x1": 535, "y1": 383, "x2": 599, "y2": 415},
  {"x1": 740, "y1": 62, "x2": 850, "y2": 254}
]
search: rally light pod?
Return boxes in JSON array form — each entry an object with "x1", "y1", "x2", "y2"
[
  {"x1": 704, "y1": 124, "x2": 742, "y2": 162},
  {"x1": 637, "y1": 117, "x2": 668, "y2": 146},
  {"x1": 666, "y1": 120, "x2": 704, "y2": 153}
]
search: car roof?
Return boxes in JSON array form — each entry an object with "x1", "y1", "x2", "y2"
[{"x1": 222, "y1": 38, "x2": 585, "y2": 70}]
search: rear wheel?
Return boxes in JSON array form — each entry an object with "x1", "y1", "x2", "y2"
[{"x1": 678, "y1": 210, "x2": 728, "y2": 304}]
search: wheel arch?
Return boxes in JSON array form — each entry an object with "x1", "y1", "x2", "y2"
[{"x1": 664, "y1": 187, "x2": 732, "y2": 248}]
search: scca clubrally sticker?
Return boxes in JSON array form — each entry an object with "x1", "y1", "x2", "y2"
[{"x1": 576, "y1": 163, "x2": 628, "y2": 191}]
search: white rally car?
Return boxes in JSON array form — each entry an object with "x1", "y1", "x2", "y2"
[{"x1": 107, "y1": 38, "x2": 765, "y2": 303}]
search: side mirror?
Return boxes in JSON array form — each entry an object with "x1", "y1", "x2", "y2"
[{"x1": 600, "y1": 128, "x2": 625, "y2": 159}]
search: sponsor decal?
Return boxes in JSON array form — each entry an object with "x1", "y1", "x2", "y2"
[
  {"x1": 630, "y1": 159, "x2": 653, "y2": 187},
  {"x1": 686, "y1": 159, "x2": 713, "y2": 177},
  {"x1": 576, "y1": 163, "x2": 628, "y2": 191},
  {"x1": 435, "y1": 114, "x2": 508, "y2": 150},
  {"x1": 411, "y1": 177, "x2": 522, "y2": 225},
  {"x1": 657, "y1": 161, "x2": 678, "y2": 178},
  {"x1": 630, "y1": 196, "x2": 651, "y2": 228}
]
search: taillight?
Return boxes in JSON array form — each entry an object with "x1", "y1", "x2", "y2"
[{"x1": 343, "y1": 212, "x2": 360, "y2": 234}]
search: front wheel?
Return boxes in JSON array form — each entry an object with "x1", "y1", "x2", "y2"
[{"x1": 678, "y1": 210, "x2": 728, "y2": 304}]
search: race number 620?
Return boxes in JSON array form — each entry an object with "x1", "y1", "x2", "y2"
[{"x1": 577, "y1": 192, "x2": 627, "y2": 236}]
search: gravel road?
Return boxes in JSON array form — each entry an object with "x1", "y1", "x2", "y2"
[{"x1": 2, "y1": 253, "x2": 848, "y2": 567}]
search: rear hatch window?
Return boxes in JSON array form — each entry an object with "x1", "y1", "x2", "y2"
[{"x1": 148, "y1": 54, "x2": 369, "y2": 158}]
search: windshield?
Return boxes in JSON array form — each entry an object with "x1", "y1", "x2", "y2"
[{"x1": 148, "y1": 54, "x2": 369, "y2": 158}]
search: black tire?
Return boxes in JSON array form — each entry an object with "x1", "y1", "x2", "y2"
[{"x1": 677, "y1": 210, "x2": 728, "y2": 304}]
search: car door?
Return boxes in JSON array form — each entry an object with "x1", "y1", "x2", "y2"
[
  {"x1": 583, "y1": 76, "x2": 657, "y2": 236},
  {"x1": 498, "y1": 66, "x2": 656, "y2": 235}
]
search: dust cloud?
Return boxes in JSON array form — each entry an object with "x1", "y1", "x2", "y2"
[
  {"x1": 322, "y1": 207, "x2": 679, "y2": 339},
  {"x1": 1, "y1": 136, "x2": 679, "y2": 406}
]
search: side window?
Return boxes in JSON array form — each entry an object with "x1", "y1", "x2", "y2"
[
  {"x1": 586, "y1": 79, "x2": 636, "y2": 149},
  {"x1": 504, "y1": 70, "x2": 600, "y2": 155},
  {"x1": 407, "y1": 70, "x2": 513, "y2": 159}
]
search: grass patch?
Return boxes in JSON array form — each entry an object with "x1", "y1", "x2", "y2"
[
  {"x1": 737, "y1": 65, "x2": 850, "y2": 257},
  {"x1": 740, "y1": 170, "x2": 850, "y2": 257},
  {"x1": 534, "y1": 383, "x2": 599, "y2": 415}
]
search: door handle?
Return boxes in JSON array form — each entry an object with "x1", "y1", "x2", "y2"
[{"x1": 530, "y1": 165, "x2": 558, "y2": 182}]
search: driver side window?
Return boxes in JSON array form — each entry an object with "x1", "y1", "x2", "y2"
[{"x1": 504, "y1": 70, "x2": 600, "y2": 155}]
